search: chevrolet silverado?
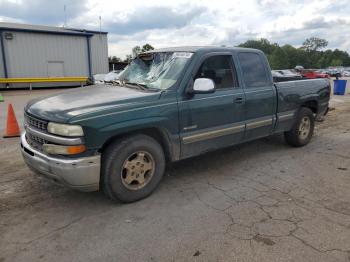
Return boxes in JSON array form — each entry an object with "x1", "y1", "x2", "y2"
[{"x1": 21, "y1": 47, "x2": 330, "y2": 202}]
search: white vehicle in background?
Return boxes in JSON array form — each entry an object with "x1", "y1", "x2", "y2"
[
  {"x1": 93, "y1": 70, "x2": 123, "y2": 84},
  {"x1": 277, "y1": 69, "x2": 302, "y2": 78},
  {"x1": 104, "y1": 70, "x2": 121, "y2": 83},
  {"x1": 271, "y1": 69, "x2": 302, "y2": 82},
  {"x1": 93, "y1": 74, "x2": 106, "y2": 84},
  {"x1": 342, "y1": 71, "x2": 350, "y2": 77}
]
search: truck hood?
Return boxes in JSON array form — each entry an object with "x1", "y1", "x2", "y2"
[{"x1": 26, "y1": 85, "x2": 162, "y2": 123}]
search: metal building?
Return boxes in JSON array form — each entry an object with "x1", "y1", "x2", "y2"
[{"x1": 0, "y1": 22, "x2": 108, "y2": 88}]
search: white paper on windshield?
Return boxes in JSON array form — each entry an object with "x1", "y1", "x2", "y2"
[{"x1": 172, "y1": 52, "x2": 193, "y2": 59}]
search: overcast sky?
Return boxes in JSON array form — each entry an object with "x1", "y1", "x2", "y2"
[{"x1": 0, "y1": 0, "x2": 349, "y2": 58}]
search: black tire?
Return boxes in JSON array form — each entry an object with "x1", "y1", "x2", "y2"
[
  {"x1": 284, "y1": 107, "x2": 315, "y2": 147},
  {"x1": 101, "y1": 134, "x2": 166, "y2": 203}
]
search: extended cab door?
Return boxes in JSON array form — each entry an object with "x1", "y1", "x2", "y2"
[
  {"x1": 179, "y1": 53, "x2": 245, "y2": 158},
  {"x1": 237, "y1": 52, "x2": 276, "y2": 140}
]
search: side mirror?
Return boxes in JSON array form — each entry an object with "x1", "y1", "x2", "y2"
[{"x1": 192, "y1": 78, "x2": 215, "y2": 94}]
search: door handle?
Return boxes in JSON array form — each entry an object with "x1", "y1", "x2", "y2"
[{"x1": 234, "y1": 97, "x2": 243, "y2": 104}]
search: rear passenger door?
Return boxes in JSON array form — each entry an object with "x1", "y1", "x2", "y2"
[{"x1": 237, "y1": 52, "x2": 276, "y2": 140}]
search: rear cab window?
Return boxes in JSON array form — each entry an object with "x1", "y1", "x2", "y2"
[{"x1": 237, "y1": 52, "x2": 271, "y2": 88}]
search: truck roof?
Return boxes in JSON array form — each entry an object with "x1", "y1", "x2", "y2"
[{"x1": 145, "y1": 46, "x2": 262, "y2": 54}]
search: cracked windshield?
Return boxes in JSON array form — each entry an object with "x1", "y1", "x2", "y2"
[{"x1": 119, "y1": 52, "x2": 193, "y2": 90}]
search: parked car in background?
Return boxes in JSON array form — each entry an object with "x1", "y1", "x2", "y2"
[
  {"x1": 21, "y1": 46, "x2": 331, "y2": 202},
  {"x1": 93, "y1": 71, "x2": 123, "y2": 84},
  {"x1": 93, "y1": 71, "x2": 122, "y2": 84},
  {"x1": 279, "y1": 69, "x2": 302, "y2": 78},
  {"x1": 302, "y1": 70, "x2": 330, "y2": 79},
  {"x1": 271, "y1": 70, "x2": 284, "y2": 80},
  {"x1": 272, "y1": 69, "x2": 302, "y2": 82},
  {"x1": 342, "y1": 71, "x2": 350, "y2": 77},
  {"x1": 104, "y1": 70, "x2": 122, "y2": 83},
  {"x1": 93, "y1": 74, "x2": 106, "y2": 84},
  {"x1": 326, "y1": 69, "x2": 341, "y2": 78}
]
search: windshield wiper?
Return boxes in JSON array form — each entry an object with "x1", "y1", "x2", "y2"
[
  {"x1": 125, "y1": 82, "x2": 148, "y2": 90},
  {"x1": 124, "y1": 82, "x2": 159, "y2": 92}
]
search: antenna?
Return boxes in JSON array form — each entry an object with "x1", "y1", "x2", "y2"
[
  {"x1": 99, "y1": 16, "x2": 102, "y2": 37},
  {"x1": 64, "y1": 5, "x2": 67, "y2": 27}
]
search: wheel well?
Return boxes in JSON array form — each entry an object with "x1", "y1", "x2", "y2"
[
  {"x1": 98, "y1": 128, "x2": 173, "y2": 162},
  {"x1": 301, "y1": 100, "x2": 318, "y2": 114}
]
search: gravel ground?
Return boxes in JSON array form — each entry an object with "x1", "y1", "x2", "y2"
[{"x1": 0, "y1": 86, "x2": 349, "y2": 262}]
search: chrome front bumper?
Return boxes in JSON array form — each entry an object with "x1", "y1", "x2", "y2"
[{"x1": 20, "y1": 132, "x2": 100, "y2": 192}]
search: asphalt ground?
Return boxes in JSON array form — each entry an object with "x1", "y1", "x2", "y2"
[{"x1": 0, "y1": 82, "x2": 349, "y2": 262}]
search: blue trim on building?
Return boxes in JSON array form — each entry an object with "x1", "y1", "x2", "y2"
[
  {"x1": 0, "y1": 31, "x2": 8, "y2": 78},
  {"x1": 86, "y1": 36, "x2": 92, "y2": 79},
  {"x1": 0, "y1": 27, "x2": 94, "y2": 37},
  {"x1": 68, "y1": 28, "x2": 108, "y2": 35}
]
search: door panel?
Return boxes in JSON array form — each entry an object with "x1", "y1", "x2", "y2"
[
  {"x1": 179, "y1": 54, "x2": 246, "y2": 158},
  {"x1": 179, "y1": 88, "x2": 245, "y2": 158},
  {"x1": 237, "y1": 52, "x2": 276, "y2": 140},
  {"x1": 244, "y1": 87, "x2": 275, "y2": 139}
]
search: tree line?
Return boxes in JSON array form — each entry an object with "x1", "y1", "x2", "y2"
[
  {"x1": 108, "y1": 37, "x2": 350, "y2": 70},
  {"x1": 109, "y1": 44, "x2": 155, "y2": 63},
  {"x1": 238, "y1": 37, "x2": 350, "y2": 69}
]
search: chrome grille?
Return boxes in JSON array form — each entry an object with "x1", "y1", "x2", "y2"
[
  {"x1": 25, "y1": 114, "x2": 48, "y2": 131},
  {"x1": 25, "y1": 133, "x2": 46, "y2": 151},
  {"x1": 24, "y1": 113, "x2": 49, "y2": 150},
  {"x1": 27, "y1": 131, "x2": 48, "y2": 144}
]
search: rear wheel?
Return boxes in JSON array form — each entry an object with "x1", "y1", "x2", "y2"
[
  {"x1": 102, "y1": 134, "x2": 166, "y2": 203},
  {"x1": 284, "y1": 107, "x2": 314, "y2": 147}
]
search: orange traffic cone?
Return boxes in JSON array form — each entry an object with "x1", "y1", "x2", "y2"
[{"x1": 3, "y1": 103, "x2": 20, "y2": 138}]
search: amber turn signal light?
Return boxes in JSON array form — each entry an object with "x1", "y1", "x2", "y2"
[{"x1": 43, "y1": 144, "x2": 86, "y2": 155}]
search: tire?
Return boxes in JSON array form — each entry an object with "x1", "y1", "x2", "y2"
[
  {"x1": 101, "y1": 134, "x2": 166, "y2": 203},
  {"x1": 284, "y1": 107, "x2": 315, "y2": 147}
]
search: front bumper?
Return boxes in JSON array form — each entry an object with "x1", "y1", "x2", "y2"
[{"x1": 20, "y1": 132, "x2": 100, "y2": 192}]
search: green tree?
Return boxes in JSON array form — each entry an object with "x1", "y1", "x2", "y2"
[
  {"x1": 141, "y1": 44, "x2": 154, "y2": 52},
  {"x1": 302, "y1": 37, "x2": 328, "y2": 52},
  {"x1": 108, "y1": 56, "x2": 122, "y2": 62},
  {"x1": 317, "y1": 50, "x2": 333, "y2": 68},
  {"x1": 332, "y1": 49, "x2": 350, "y2": 66},
  {"x1": 268, "y1": 47, "x2": 289, "y2": 69},
  {"x1": 236, "y1": 37, "x2": 350, "y2": 69},
  {"x1": 124, "y1": 54, "x2": 133, "y2": 63},
  {"x1": 238, "y1": 38, "x2": 277, "y2": 55},
  {"x1": 280, "y1": 44, "x2": 307, "y2": 68},
  {"x1": 129, "y1": 44, "x2": 155, "y2": 60},
  {"x1": 132, "y1": 46, "x2": 141, "y2": 58},
  {"x1": 330, "y1": 59, "x2": 343, "y2": 67}
]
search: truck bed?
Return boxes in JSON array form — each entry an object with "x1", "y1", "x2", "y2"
[{"x1": 274, "y1": 78, "x2": 330, "y2": 132}]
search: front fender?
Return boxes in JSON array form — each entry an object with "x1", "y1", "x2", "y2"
[{"x1": 83, "y1": 115, "x2": 179, "y2": 148}]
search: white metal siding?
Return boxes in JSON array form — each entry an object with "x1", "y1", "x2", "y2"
[
  {"x1": 3, "y1": 31, "x2": 89, "y2": 78},
  {"x1": 90, "y1": 34, "x2": 108, "y2": 74}
]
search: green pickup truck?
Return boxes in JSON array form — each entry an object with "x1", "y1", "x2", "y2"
[{"x1": 21, "y1": 46, "x2": 330, "y2": 202}]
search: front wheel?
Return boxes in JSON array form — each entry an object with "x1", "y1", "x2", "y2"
[
  {"x1": 284, "y1": 107, "x2": 315, "y2": 147},
  {"x1": 102, "y1": 134, "x2": 166, "y2": 203}
]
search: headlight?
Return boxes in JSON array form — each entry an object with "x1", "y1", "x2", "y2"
[{"x1": 47, "y1": 122, "x2": 84, "y2": 137}]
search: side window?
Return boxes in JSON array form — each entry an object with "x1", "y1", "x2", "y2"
[
  {"x1": 195, "y1": 55, "x2": 238, "y2": 89},
  {"x1": 238, "y1": 52, "x2": 270, "y2": 88}
]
